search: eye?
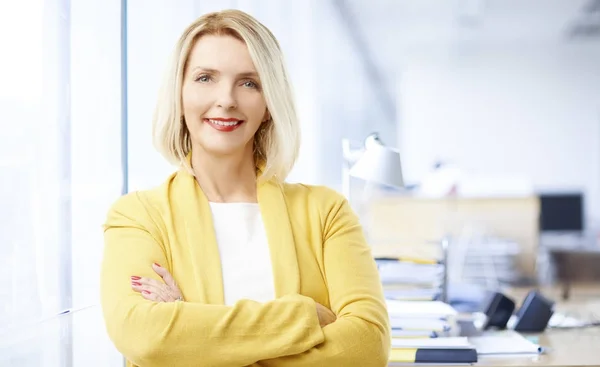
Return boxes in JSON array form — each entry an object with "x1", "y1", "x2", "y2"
[
  {"x1": 195, "y1": 74, "x2": 211, "y2": 83},
  {"x1": 242, "y1": 80, "x2": 259, "y2": 89}
]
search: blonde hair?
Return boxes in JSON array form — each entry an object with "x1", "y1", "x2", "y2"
[{"x1": 152, "y1": 9, "x2": 300, "y2": 182}]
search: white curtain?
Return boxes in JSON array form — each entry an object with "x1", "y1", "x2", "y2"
[
  {"x1": 0, "y1": 0, "x2": 62, "y2": 330},
  {"x1": 1, "y1": 0, "x2": 122, "y2": 365}
]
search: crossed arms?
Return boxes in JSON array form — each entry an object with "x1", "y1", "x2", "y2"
[{"x1": 100, "y1": 193, "x2": 390, "y2": 367}]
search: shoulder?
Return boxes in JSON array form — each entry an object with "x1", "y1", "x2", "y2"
[
  {"x1": 281, "y1": 182, "x2": 362, "y2": 242},
  {"x1": 281, "y1": 182, "x2": 350, "y2": 223},
  {"x1": 103, "y1": 172, "x2": 177, "y2": 231},
  {"x1": 282, "y1": 182, "x2": 345, "y2": 207}
]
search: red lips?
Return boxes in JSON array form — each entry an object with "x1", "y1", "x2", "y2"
[{"x1": 204, "y1": 118, "x2": 244, "y2": 132}]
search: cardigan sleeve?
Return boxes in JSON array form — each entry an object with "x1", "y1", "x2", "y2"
[
  {"x1": 255, "y1": 189, "x2": 391, "y2": 367},
  {"x1": 100, "y1": 192, "x2": 325, "y2": 367}
]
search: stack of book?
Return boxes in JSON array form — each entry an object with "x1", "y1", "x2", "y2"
[
  {"x1": 377, "y1": 257, "x2": 444, "y2": 302},
  {"x1": 389, "y1": 337, "x2": 478, "y2": 365},
  {"x1": 374, "y1": 241, "x2": 479, "y2": 363},
  {"x1": 386, "y1": 300, "x2": 459, "y2": 339},
  {"x1": 386, "y1": 300, "x2": 477, "y2": 364}
]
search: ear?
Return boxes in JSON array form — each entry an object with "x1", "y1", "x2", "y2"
[{"x1": 262, "y1": 109, "x2": 271, "y2": 122}]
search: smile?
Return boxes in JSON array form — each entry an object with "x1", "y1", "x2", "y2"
[
  {"x1": 204, "y1": 118, "x2": 245, "y2": 132},
  {"x1": 206, "y1": 118, "x2": 242, "y2": 126}
]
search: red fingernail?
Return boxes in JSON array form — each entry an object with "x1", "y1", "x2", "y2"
[
  {"x1": 142, "y1": 290, "x2": 151, "y2": 294},
  {"x1": 131, "y1": 281, "x2": 141, "y2": 286},
  {"x1": 154, "y1": 263, "x2": 161, "y2": 267},
  {"x1": 131, "y1": 276, "x2": 141, "y2": 280}
]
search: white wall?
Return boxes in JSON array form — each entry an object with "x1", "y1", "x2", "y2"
[{"x1": 397, "y1": 44, "x2": 600, "y2": 225}]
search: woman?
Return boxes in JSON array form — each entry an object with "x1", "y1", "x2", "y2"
[{"x1": 101, "y1": 9, "x2": 390, "y2": 367}]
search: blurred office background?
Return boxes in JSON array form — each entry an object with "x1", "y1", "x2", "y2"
[{"x1": 0, "y1": 0, "x2": 599, "y2": 365}]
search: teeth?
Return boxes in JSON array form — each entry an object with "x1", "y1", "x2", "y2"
[{"x1": 208, "y1": 119, "x2": 240, "y2": 126}]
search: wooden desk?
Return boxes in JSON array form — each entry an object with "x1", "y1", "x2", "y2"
[
  {"x1": 474, "y1": 328, "x2": 600, "y2": 366},
  {"x1": 388, "y1": 323, "x2": 600, "y2": 367},
  {"x1": 474, "y1": 285, "x2": 600, "y2": 366},
  {"x1": 389, "y1": 285, "x2": 600, "y2": 366}
]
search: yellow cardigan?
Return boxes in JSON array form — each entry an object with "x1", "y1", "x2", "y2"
[{"x1": 100, "y1": 168, "x2": 390, "y2": 367}]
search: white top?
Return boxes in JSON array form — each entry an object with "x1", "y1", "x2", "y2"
[{"x1": 209, "y1": 202, "x2": 275, "y2": 306}]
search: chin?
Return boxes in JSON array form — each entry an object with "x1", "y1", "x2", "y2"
[
  {"x1": 190, "y1": 125, "x2": 255, "y2": 157},
  {"x1": 197, "y1": 139, "x2": 249, "y2": 157},
  {"x1": 204, "y1": 146, "x2": 243, "y2": 157}
]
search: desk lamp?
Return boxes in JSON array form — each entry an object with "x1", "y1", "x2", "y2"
[
  {"x1": 350, "y1": 133, "x2": 404, "y2": 189},
  {"x1": 342, "y1": 132, "x2": 404, "y2": 202}
]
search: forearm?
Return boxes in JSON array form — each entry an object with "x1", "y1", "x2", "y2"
[
  {"x1": 103, "y1": 294, "x2": 324, "y2": 367},
  {"x1": 251, "y1": 189, "x2": 391, "y2": 366},
  {"x1": 253, "y1": 315, "x2": 390, "y2": 367}
]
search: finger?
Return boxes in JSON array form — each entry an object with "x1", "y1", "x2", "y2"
[
  {"x1": 329, "y1": 311, "x2": 337, "y2": 323},
  {"x1": 131, "y1": 281, "x2": 168, "y2": 302},
  {"x1": 131, "y1": 277, "x2": 161, "y2": 293},
  {"x1": 136, "y1": 277, "x2": 165, "y2": 289},
  {"x1": 130, "y1": 277, "x2": 144, "y2": 293},
  {"x1": 324, "y1": 314, "x2": 336, "y2": 327},
  {"x1": 141, "y1": 290, "x2": 163, "y2": 302},
  {"x1": 133, "y1": 276, "x2": 181, "y2": 302},
  {"x1": 318, "y1": 304, "x2": 337, "y2": 325},
  {"x1": 152, "y1": 263, "x2": 179, "y2": 290}
]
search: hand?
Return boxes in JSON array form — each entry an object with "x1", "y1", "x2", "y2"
[
  {"x1": 130, "y1": 263, "x2": 184, "y2": 302},
  {"x1": 316, "y1": 302, "x2": 336, "y2": 327}
]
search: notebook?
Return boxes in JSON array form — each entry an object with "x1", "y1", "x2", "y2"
[
  {"x1": 391, "y1": 329, "x2": 440, "y2": 338},
  {"x1": 469, "y1": 330, "x2": 541, "y2": 356},
  {"x1": 390, "y1": 337, "x2": 478, "y2": 364},
  {"x1": 392, "y1": 337, "x2": 472, "y2": 349},
  {"x1": 390, "y1": 318, "x2": 451, "y2": 332},
  {"x1": 386, "y1": 300, "x2": 458, "y2": 319}
]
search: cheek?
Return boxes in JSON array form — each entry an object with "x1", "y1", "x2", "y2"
[
  {"x1": 182, "y1": 86, "x2": 207, "y2": 114},
  {"x1": 241, "y1": 96, "x2": 268, "y2": 121}
]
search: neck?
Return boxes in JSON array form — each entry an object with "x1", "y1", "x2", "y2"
[{"x1": 191, "y1": 146, "x2": 257, "y2": 203}]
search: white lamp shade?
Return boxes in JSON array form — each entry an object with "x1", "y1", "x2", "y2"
[{"x1": 349, "y1": 144, "x2": 404, "y2": 188}]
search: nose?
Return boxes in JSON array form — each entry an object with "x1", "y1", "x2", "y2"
[{"x1": 215, "y1": 83, "x2": 237, "y2": 110}]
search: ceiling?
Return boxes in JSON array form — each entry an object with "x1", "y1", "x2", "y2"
[
  {"x1": 346, "y1": 0, "x2": 600, "y2": 46},
  {"x1": 328, "y1": 0, "x2": 600, "y2": 123}
]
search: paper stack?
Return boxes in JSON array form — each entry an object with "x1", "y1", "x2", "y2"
[
  {"x1": 386, "y1": 300, "x2": 459, "y2": 339},
  {"x1": 376, "y1": 257, "x2": 444, "y2": 302}
]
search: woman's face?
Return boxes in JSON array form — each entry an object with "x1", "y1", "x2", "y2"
[{"x1": 181, "y1": 34, "x2": 268, "y2": 158}]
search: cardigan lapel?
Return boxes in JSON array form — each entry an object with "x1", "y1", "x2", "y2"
[
  {"x1": 173, "y1": 170, "x2": 225, "y2": 305},
  {"x1": 257, "y1": 180, "x2": 301, "y2": 297},
  {"x1": 172, "y1": 162, "x2": 300, "y2": 303}
]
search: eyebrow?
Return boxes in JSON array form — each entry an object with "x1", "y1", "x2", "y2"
[{"x1": 192, "y1": 67, "x2": 259, "y2": 79}]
